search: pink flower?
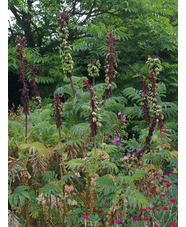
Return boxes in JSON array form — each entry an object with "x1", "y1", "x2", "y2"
[
  {"x1": 174, "y1": 209, "x2": 178, "y2": 213},
  {"x1": 152, "y1": 225, "x2": 158, "y2": 227},
  {"x1": 121, "y1": 115, "x2": 126, "y2": 121},
  {"x1": 167, "y1": 174, "x2": 170, "y2": 176},
  {"x1": 170, "y1": 199, "x2": 176, "y2": 203},
  {"x1": 151, "y1": 190, "x2": 156, "y2": 194},
  {"x1": 153, "y1": 173, "x2": 158, "y2": 176},
  {"x1": 78, "y1": 216, "x2": 81, "y2": 218},
  {"x1": 83, "y1": 216, "x2": 89, "y2": 219},
  {"x1": 140, "y1": 208, "x2": 146, "y2": 212},
  {"x1": 161, "y1": 179, "x2": 168, "y2": 183},
  {"x1": 57, "y1": 206, "x2": 60, "y2": 209},
  {"x1": 99, "y1": 210, "x2": 104, "y2": 213},
  {"x1": 163, "y1": 207, "x2": 168, "y2": 210},
  {"x1": 72, "y1": 205, "x2": 76, "y2": 207},
  {"x1": 124, "y1": 126, "x2": 126, "y2": 128},
  {"x1": 143, "y1": 217, "x2": 149, "y2": 221},
  {"x1": 149, "y1": 207, "x2": 153, "y2": 210},
  {"x1": 118, "y1": 142, "x2": 122, "y2": 147},
  {"x1": 126, "y1": 212, "x2": 128, "y2": 214},
  {"x1": 169, "y1": 222, "x2": 176, "y2": 226},
  {"x1": 114, "y1": 136, "x2": 120, "y2": 141},
  {"x1": 161, "y1": 194, "x2": 166, "y2": 197},
  {"x1": 127, "y1": 153, "x2": 131, "y2": 157},
  {"x1": 167, "y1": 184, "x2": 171, "y2": 188},
  {"x1": 161, "y1": 176, "x2": 165, "y2": 178},
  {"x1": 104, "y1": 136, "x2": 108, "y2": 140},
  {"x1": 115, "y1": 221, "x2": 120, "y2": 224},
  {"x1": 134, "y1": 217, "x2": 140, "y2": 221},
  {"x1": 168, "y1": 171, "x2": 172, "y2": 173},
  {"x1": 118, "y1": 112, "x2": 121, "y2": 115}
]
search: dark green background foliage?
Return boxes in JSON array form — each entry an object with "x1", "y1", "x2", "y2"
[{"x1": 8, "y1": 0, "x2": 177, "y2": 102}]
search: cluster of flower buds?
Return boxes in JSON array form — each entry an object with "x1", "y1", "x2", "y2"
[
  {"x1": 104, "y1": 33, "x2": 118, "y2": 98},
  {"x1": 83, "y1": 80, "x2": 102, "y2": 137},
  {"x1": 87, "y1": 54, "x2": 101, "y2": 79},
  {"x1": 16, "y1": 37, "x2": 30, "y2": 115},
  {"x1": 136, "y1": 57, "x2": 164, "y2": 158},
  {"x1": 146, "y1": 55, "x2": 162, "y2": 76},
  {"x1": 57, "y1": 10, "x2": 74, "y2": 77},
  {"x1": 30, "y1": 66, "x2": 42, "y2": 108},
  {"x1": 51, "y1": 93, "x2": 63, "y2": 129}
]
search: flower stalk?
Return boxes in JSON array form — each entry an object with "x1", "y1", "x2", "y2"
[
  {"x1": 57, "y1": 9, "x2": 75, "y2": 100},
  {"x1": 103, "y1": 33, "x2": 117, "y2": 108},
  {"x1": 16, "y1": 37, "x2": 30, "y2": 140}
]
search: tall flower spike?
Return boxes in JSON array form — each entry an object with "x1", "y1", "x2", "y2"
[
  {"x1": 83, "y1": 80, "x2": 102, "y2": 154},
  {"x1": 52, "y1": 93, "x2": 63, "y2": 130},
  {"x1": 16, "y1": 37, "x2": 30, "y2": 116},
  {"x1": 103, "y1": 33, "x2": 118, "y2": 107},
  {"x1": 135, "y1": 56, "x2": 164, "y2": 158},
  {"x1": 30, "y1": 66, "x2": 42, "y2": 108},
  {"x1": 57, "y1": 9, "x2": 75, "y2": 99}
]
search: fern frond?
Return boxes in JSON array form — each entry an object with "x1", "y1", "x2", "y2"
[
  {"x1": 101, "y1": 161, "x2": 119, "y2": 174},
  {"x1": 64, "y1": 137, "x2": 84, "y2": 147},
  {"x1": 28, "y1": 190, "x2": 40, "y2": 218},
  {"x1": 95, "y1": 176, "x2": 116, "y2": 195},
  {"x1": 66, "y1": 159, "x2": 86, "y2": 171},
  {"x1": 69, "y1": 123, "x2": 90, "y2": 138},
  {"x1": 42, "y1": 171, "x2": 58, "y2": 183},
  {"x1": 125, "y1": 187, "x2": 149, "y2": 210},
  {"x1": 20, "y1": 142, "x2": 48, "y2": 157},
  {"x1": 122, "y1": 87, "x2": 142, "y2": 103}
]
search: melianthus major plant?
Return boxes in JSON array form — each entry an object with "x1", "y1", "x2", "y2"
[{"x1": 8, "y1": 9, "x2": 178, "y2": 227}]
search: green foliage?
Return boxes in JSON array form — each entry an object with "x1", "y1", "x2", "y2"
[
  {"x1": 66, "y1": 159, "x2": 86, "y2": 171},
  {"x1": 95, "y1": 176, "x2": 116, "y2": 195},
  {"x1": 9, "y1": 186, "x2": 30, "y2": 207},
  {"x1": 28, "y1": 190, "x2": 40, "y2": 218}
]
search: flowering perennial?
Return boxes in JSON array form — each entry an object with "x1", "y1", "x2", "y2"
[
  {"x1": 16, "y1": 37, "x2": 29, "y2": 115},
  {"x1": 103, "y1": 33, "x2": 117, "y2": 106},
  {"x1": 83, "y1": 80, "x2": 102, "y2": 137}
]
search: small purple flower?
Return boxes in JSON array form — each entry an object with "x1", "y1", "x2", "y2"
[
  {"x1": 104, "y1": 135, "x2": 108, "y2": 140},
  {"x1": 116, "y1": 221, "x2": 120, "y2": 224},
  {"x1": 112, "y1": 140, "x2": 115, "y2": 143},
  {"x1": 121, "y1": 115, "x2": 126, "y2": 121},
  {"x1": 136, "y1": 149, "x2": 141, "y2": 153},
  {"x1": 118, "y1": 112, "x2": 121, "y2": 115},
  {"x1": 114, "y1": 136, "x2": 120, "y2": 142},
  {"x1": 127, "y1": 153, "x2": 131, "y2": 157},
  {"x1": 118, "y1": 142, "x2": 122, "y2": 147},
  {"x1": 124, "y1": 126, "x2": 126, "y2": 128}
]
